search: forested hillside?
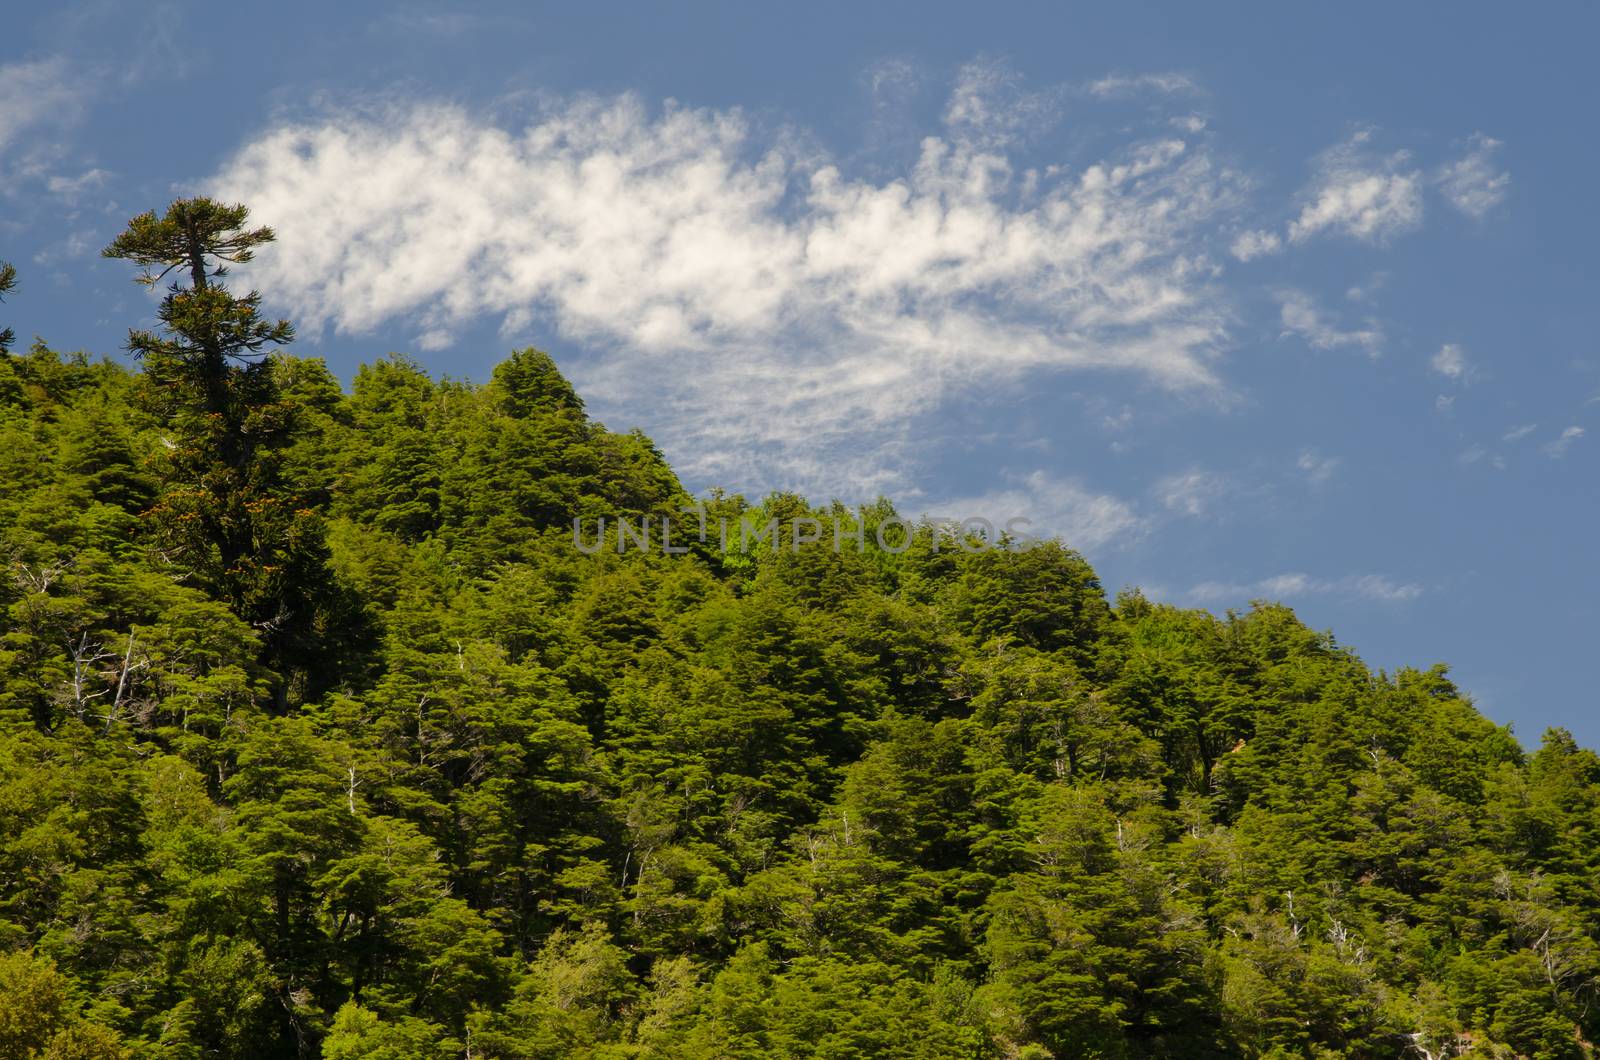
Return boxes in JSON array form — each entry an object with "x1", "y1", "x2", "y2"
[{"x1": 3, "y1": 204, "x2": 1600, "y2": 1059}]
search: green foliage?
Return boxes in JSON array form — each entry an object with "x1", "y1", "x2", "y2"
[
  {"x1": 103, "y1": 200, "x2": 339, "y2": 699},
  {"x1": 4, "y1": 226, "x2": 1600, "y2": 1056},
  {"x1": 0, "y1": 950, "x2": 131, "y2": 1058},
  {"x1": 0, "y1": 259, "x2": 17, "y2": 356}
]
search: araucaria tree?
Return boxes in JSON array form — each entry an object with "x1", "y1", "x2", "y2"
[
  {"x1": 104, "y1": 199, "x2": 336, "y2": 698},
  {"x1": 0, "y1": 259, "x2": 17, "y2": 355}
]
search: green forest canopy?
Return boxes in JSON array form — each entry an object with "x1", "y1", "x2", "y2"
[{"x1": 2, "y1": 204, "x2": 1599, "y2": 1059}]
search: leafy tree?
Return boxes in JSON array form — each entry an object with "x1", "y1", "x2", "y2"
[
  {"x1": 103, "y1": 200, "x2": 337, "y2": 697},
  {"x1": 0, "y1": 950, "x2": 131, "y2": 1058},
  {"x1": 0, "y1": 259, "x2": 17, "y2": 355},
  {"x1": 7, "y1": 226, "x2": 1600, "y2": 1058},
  {"x1": 321, "y1": 1003, "x2": 454, "y2": 1060}
]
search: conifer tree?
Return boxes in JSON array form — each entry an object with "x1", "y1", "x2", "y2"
[
  {"x1": 103, "y1": 199, "x2": 334, "y2": 699},
  {"x1": 8, "y1": 327, "x2": 1600, "y2": 1055},
  {"x1": 0, "y1": 259, "x2": 17, "y2": 355}
]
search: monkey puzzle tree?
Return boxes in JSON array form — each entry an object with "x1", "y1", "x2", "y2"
[
  {"x1": 103, "y1": 199, "x2": 335, "y2": 700},
  {"x1": 0, "y1": 259, "x2": 16, "y2": 355},
  {"x1": 102, "y1": 198, "x2": 291, "y2": 446}
]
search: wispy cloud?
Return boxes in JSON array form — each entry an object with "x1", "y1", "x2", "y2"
[
  {"x1": 1460, "y1": 422, "x2": 1538, "y2": 469},
  {"x1": 1230, "y1": 229, "x2": 1281, "y2": 262},
  {"x1": 1236, "y1": 129, "x2": 1495, "y2": 259},
  {"x1": 1085, "y1": 72, "x2": 1200, "y2": 99},
  {"x1": 370, "y1": 5, "x2": 536, "y2": 40},
  {"x1": 1287, "y1": 129, "x2": 1423, "y2": 246},
  {"x1": 1297, "y1": 450, "x2": 1340, "y2": 484},
  {"x1": 1544, "y1": 426, "x2": 1585, "y2": 458},
  {"x1": 1189, "y1": 571, "x2": 1422, "y2": 604},
  {"x1": 212, "y1": 71, "x2": 1244, "y2": 494},
  {"x1": 1502, "y1": 423, "x2": 1537, "y2": 443},
  {"x1": 1437, "y1": 133, "x2": 1510, "y2": 219},
  {"x1": 1459, "y1": 444, "x2": 1506, "y2": 470},
  {"x1": 1344, "y1": 272, "x2": 1388, "y2": 304},
  {"x1": 1153, "y1": 469, "x2": 1231, "y2": 517},
  {"x1": 931, "y1": 470, "x2": 1143, "y2": 553},
  {"x1": 1430, "y1": 342, "x2": 1469, "y2": 380},
  {"x1": 943, "y1": 57, "x2": 1066, "y2": 148},
  {"x1": 44, "y1": 167, "x2": 110, "y2": 204},
  {"x1": 865, "y1": 57, "x2": 922, "y2": 100},
  {"x1": 1277, "y1": 289, "x2": 1383, "y2": 355},
  {"x1": 0, "y1": 56, "x2": 92, "y2": 161}
]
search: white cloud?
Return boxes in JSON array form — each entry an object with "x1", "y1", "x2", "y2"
[
  {"x1": 943, "y1": 58, "x2": 1065, "y2": 149},
  {"x1": 212, "y1": 80, "x2": 1243, "y2": 494},
  {"x1": 45, "y1": 167, "x2": 110, "y2": 204},
  {"x1": 1154, "y1": 469, "x2": 1230, "y2": 517},
  {"x1": 1286, "y1": 130, "x2": 1423, "y2": 246},
  {"x1": 1344, "y1": 272, "x2": 1388, "y2": 303},
  {"x1": 1431, "y1": 342, "x2": 1468, "y2": 380},
  {"x1": 1437, "y1": 133, "x2": 1510, "y2": 219},
  {"x1": 1544, "y1": 426, "x2": 1585, "y2": 458},
  {"x1": 1277, "y1": 289, "x2": 1382, "y2": 355},
  {"x1": 865, "y1": 57, "x2": 921, "y2": 100},
  {"x1": 1230, "y1": 131, "x2": 1473, "y2": 261},
  {"x1": 1189, "y1": 571, "x2": 1421, "y2": 604},
  {"x1": 931, "y1": 471, "x2": 1143, "y2": 553},
  {"x1": 1085, "y1": 72, "x2": 1200, "y2": 99},
  {"x1": 1297, "y1": 450, "x2": 1340, "y2": 484},
  {"x1": 30, "y1": 227, "x2": 99, "y2": 268},
  {"x1": 1342, "y1": 574, "x2": 1425, "y2": 602},
  {"x1": 1230, "y1": 229, "x2": 1281, "y2": 261},
  {"x1": 0, "y1": 57, "x2": 92, "y2": 160},
  {"x1": 377, "y1": 9, "x2": 515, "y2": 37},
  {"x1": 1502, "y1": 423, "x2": 1537, "y2": 443}
]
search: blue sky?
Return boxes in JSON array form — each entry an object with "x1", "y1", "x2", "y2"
[{"x1": 4, "y1": 2, "x2": 1598, "y2": 745}]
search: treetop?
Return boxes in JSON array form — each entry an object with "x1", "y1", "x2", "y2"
[{"x1": 103, "y1": 197, "x2": 277, "y2": 290}]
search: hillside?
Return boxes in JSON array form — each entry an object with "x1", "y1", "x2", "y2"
[{"x1": 3, "y1": 212, "x2": 1600, "y2": 1059}]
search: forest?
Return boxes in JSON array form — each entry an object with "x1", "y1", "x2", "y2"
[{"x1": 2, "y1": 200, "x2": 1599, "y2": 1059}]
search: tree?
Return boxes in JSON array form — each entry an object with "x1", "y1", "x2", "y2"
[
  {"x1": 103, "y1": 200, "x2": 335, "y2": 697},
  {"x1": 0, "y1": 950, "x2": 131, "y2": 1058},
  {"x1": 0, "y1": 949, "x2": 73, "y2": 1056},
  {"x1": 950, "y1": 542, "x2": 1115, "y2": 674},
  {"x1": 10, "y1": 335, "x2": 1600, "y2": 1057},
  {"x1": 321, "y1": 1003, "x2": 454, "y2": 1060},
  {"x1": 0, "y1": 259, "x2": 16, "y2": 355},
  {"x1": 102, "y1": 200, "x2": 290, "y2": 426}
]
